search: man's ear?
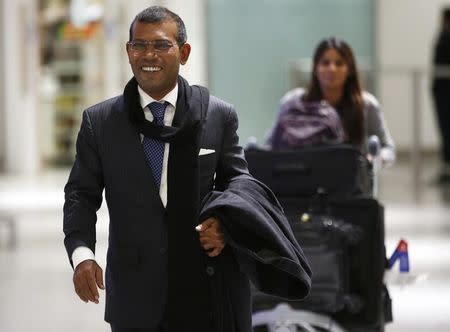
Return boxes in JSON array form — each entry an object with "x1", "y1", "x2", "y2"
[
  {"x1": 179, "y1": 43, "x2": 191, "y2": 65},
  {"x1": 125, "y1": 42, "x2": 132, "y2": 63}
]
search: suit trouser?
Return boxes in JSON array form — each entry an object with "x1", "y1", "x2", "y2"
[{"x1": 111, "y1": 304, "x2": 168, "y2": 332}]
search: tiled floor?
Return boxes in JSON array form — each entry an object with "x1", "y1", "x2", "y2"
[{"x1": 0, "y1": 155, "x2": 449, "y2": 332}]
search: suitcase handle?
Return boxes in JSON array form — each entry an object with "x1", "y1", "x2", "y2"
[{"x1": 272, "y1": 163, "x2": 312, "y2": 175}]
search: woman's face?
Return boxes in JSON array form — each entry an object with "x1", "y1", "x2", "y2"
[{"x1": 315, "y1": 48, "x2": 349, "y2": 92}]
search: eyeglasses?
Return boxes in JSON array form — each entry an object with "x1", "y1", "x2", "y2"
[{"x1": 127, "y1": 40, "x2": 176, "y2": 53}]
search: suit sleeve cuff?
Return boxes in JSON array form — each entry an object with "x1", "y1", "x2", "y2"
[{"x1": 72, "y1": 246, "x2": 95, "y2": 269}]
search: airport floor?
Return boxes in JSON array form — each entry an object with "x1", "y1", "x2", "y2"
[{"x1": 0, "y1": 155, "x2": 449, "y2": 332}]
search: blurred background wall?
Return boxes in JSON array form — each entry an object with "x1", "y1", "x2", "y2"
[
  {"x1": 2, "y1": 0, "x2": 40, "y2": 174},
  {"x1": 376, "y1": 0, "x2": 447, "y2": 153},
  {"x1": 1, "y1": 0, "x2": 450, "y2": 175}
]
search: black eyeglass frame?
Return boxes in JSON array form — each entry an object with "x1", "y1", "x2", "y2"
[{"x1": 127, "y1": 39, "x2": 178, "y2": 53}]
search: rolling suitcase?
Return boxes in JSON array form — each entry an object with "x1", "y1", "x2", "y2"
[
  {"x1": 286, "y1": 196, "x2": 386, "y2": 331},
  {"x1": 246, "y1": 149, "x2": 388, "y2": 332},
  {"x1": 252, "y1": 195, "x2": 386, "y2": 332}
]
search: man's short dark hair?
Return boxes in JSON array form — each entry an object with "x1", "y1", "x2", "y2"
[{"x1": 128, "y1": 6, "x2": 187, "y2": 45}]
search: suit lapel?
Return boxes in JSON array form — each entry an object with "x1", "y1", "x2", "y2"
[{"x1": 111, "y1": 100, "x2": 165, "y2": 209}]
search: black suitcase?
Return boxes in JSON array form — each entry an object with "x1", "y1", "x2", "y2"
[
  {"x1": 289, "y1": 197, "x2": 385, "y2": 331},
  {"x1": 289, "y1": 192, "x2": 365, "y2": 315},
  {"x1": 252, "y1": 196, "x2": 386, "y2": 332},
  {"x1": 246, "y1": 148, "x2": 388, "y2": 331},
  {"x1": 245, "y1": 145, "x2": 371, "y2": 198}
]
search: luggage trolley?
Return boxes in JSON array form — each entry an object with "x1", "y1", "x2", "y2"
[{"x1": 246, "y1": 143, "x2": 390, "y2": 332}]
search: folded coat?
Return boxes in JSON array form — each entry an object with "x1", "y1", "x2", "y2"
[{"x1": 200, "y1": 174, "x2": 312, "y2": 332}]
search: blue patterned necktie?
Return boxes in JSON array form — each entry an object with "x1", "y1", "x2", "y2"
[{"x1": 143, "y1": 102, "x2": 167, "y2": 188}]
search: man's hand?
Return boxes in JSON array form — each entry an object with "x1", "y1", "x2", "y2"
[
  {"x1": 73, "y1": 260, "x2": 104, "y2": 304},
  {"x1": 195, "y1": 217, "x2": 226, "y2": 257}
]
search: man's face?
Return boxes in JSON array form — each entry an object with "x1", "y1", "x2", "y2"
[{"x1": 126, "y1": 20, "x2": 191, "y2": 100}]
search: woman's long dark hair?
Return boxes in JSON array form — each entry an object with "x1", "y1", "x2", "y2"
[{"x1": 303, "y1": 37, "x2": 364, "y2": 145}]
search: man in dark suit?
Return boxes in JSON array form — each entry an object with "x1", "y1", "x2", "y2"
[{"x1": 63, "y1": 6, "x2": 310, "y2": 332}]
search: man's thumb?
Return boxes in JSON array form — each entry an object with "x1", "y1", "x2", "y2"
[{"x1": 95, "y1": 266, "x2": 105, "y2": 290}]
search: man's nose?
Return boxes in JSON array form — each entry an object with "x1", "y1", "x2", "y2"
[{"x1": 143, "y1": 46, "x2": 158, "y2": 57}]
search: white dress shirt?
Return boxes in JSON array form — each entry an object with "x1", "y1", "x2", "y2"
[{"x1": 71, "y1": 84, "x2": 178, "y2": 269}]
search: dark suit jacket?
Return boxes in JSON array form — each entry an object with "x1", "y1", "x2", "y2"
[{"x1": 63, "y1": 86, "x2": 249, "y2": 328}]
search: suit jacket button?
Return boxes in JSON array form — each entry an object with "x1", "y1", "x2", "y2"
[
  {"x1": 206, "y1": 266, "x2": 215, "y2": 276},
  {"x1": 160, "y1": 248, "x2": 167, "y2": 254}
]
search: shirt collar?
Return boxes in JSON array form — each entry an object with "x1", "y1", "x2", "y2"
[{"x1": 137, "y1": 83, "x2": 178, "y2": 109}]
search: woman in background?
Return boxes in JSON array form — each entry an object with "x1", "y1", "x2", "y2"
[{"x1": 265, "y1": 37, "x2": 395, "y2": 167}]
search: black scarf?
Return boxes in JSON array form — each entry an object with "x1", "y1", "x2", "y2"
[{"x1": 124, "y1": 76, "x2": 213, "y2": 332}]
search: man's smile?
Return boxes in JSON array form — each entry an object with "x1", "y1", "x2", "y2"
[{"x1": 141, "y1": 66, "x2": 162, "y2": 72}]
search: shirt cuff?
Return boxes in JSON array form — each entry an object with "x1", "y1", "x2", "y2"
[{"x1": 72, "y1": 246, "x2": 95, "y2": 269}]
